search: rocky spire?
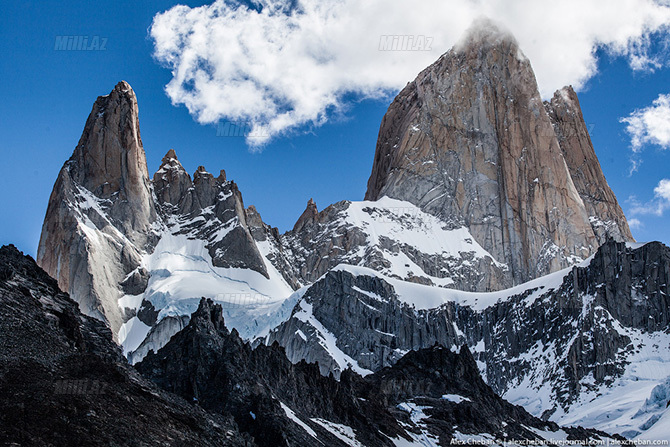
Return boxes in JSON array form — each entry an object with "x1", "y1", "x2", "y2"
[
  {"x1": 292, "y1": 198, "x2": 319, "y2": 233},
  {"x1": 67, "y1": 80, "x2": 156, "y2": 242},
  {"x1": 544, "y1": 86, "x2": 634, "y2": 243},
  {"x1": 37, "y1": 81, "x2": 157, "y2": 336},
  {"x1": 364, "y1": 20, "x2": 628, "y2": 285},
  {"x1": 153, "y1": 148, "x2": 197, "y2": 214}
]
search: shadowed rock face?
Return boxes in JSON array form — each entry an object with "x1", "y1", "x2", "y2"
[
  {"x1": 37, "y1": 81, "x2": 157, "y2": 336},
  {"x1": 365, "y1": 23, "x2": 633, "y2": 285},
  {"x1": 137, "y1": 298, "x2": 613, "y2": 446},
  {"x1": 0, "y1": 245, "x2": 250, "y2": 447},
  {"x1": 268, "y1": 239, "x2": 670, "y2": 424}
]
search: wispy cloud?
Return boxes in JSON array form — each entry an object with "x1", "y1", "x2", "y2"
[
  {"x1": 627, "y1": 218, "x2": 643, "y2": 230},
  {"x1": 629, "y1": 179, "x2": 670, "y2": 216},
  {"x1": 150, "y1": 0, "x2": 670, "y2": 147},
  {"x1": 621, "y1": 93, "x2": 670, "y2": 173}
]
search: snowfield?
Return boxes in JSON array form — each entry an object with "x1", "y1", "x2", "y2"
[
  {"x1": 118, "y1": 231, "x2": 294, "y2": 356},
  {"x1": 109, "y1": 196, "x2": 669, "y2": 441}
]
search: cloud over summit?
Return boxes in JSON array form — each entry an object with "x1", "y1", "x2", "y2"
[{"x1": 150, "y1": 0, "x2": 670, "y2": 146}]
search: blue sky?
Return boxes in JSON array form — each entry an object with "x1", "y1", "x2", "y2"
[{"x1": 1, "y1": 0, "x2": 669, "y2": 258}]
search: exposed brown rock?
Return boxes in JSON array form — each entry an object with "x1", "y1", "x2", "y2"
[
  {"x1": 153, "y1": 148, "x2": 197, "y2": 214},
  {"x1": 37, "y1": 81, "x2": 156, "y2": 336},
  {"x1": 544, "y1": 86, "x2": 634, "y2": 244},
  {"x1": 364, "y1": 22, "x2": 631, "y2": 285},
  {"x1": 292, "y1": 198, "x2": 319, "y2": 233}
]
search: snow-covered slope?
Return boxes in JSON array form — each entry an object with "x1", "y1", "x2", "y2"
[
  {"x1": 508, "y1": 310, "x2": 670, "y2": 438},
  {"x1": 284, "y1": 197, "x2": 511, "y2": 292},
  {"x1": 119, "y1": 231, "x2": 294, "y2": 356},
  {"x1": 123, "y1": 195, "x2": 517, "y2": 362},
  {"x1": 330, "y1": 261, "x2": 572, "y2": 312},
  {"x1": 266, "y1": 240, "x2": 670, "y2": 440}
]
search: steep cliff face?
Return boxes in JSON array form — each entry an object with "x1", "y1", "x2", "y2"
[
  {"x1": 267, "y1": 239, "x2": 670, "y2": 438},
  {"x1": 544, "y1": 86, "x2": 634, "y2": 243},
  {"x1": 66, "y1": 81, "x2": 157, "y2": 243},
  {"x1": 37, "y1": 81, "x2": 157, "y2": 336},
  {"x1": 364, "y1": 23, "x2": 632, "y2": 285},
  {"x1": 37, "y1": 83, "x2": 298, "y2": 350},
  {"x1": 136, "y1": 298, "x2": 611, "y2": 446}
]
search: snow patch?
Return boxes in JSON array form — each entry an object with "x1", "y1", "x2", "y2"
[
  {"x1": 280, "y1": 403, "x2": 317, "y2": 439},
  {"x1": 331, "y1": 263, "x2": 572, "y2": 311},
  {"x1": 310, "y1": 419, "x2": 364, "y2": 447},
  {"x1": 441, "y1": 394, "x2": 471, "y2": 404}
]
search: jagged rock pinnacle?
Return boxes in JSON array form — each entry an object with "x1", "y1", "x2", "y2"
[
  {"x1": 163, "y1": 148, "x2": 178, "y2": 161},
  {"x1": 293, "y1": 198, "x2": 319, "y2": 233},
  {"x1": 364, "y1": 24, "x2": 632, "y2": 285},
  {"x1": 37, "y1": 81, "x2": 157, "y2": 335}
]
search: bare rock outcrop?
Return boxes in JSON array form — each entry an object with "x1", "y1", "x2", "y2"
[
  {"x1": 544, "y1": 86, "x2": 634, "y2": 243},
  {"x1": 155, "y1": 154, "x2": 269, "y2": 276},
  {"x1": 364, "y1": 22, "x2": 632, "y2": 285},
  {"x1": 37, "y1": 81, "x2": 157, "y2": 336}
]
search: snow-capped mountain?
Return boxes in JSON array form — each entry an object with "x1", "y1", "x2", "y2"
[
  {"x1": 365, "y1": 20, "x2": 633, "y2": 285},
  {"x1": 266, "y1": 239, "x2": 670, "y2": 439},
  {"x1": 283, "y1": 197, "x2": 508, "y2": 291},
  {"x1": 37, "y1": 81, "x2": 158, "y2": 337},
  {"x1": 35, "y1": 23, "x2": 668, "y2": 442},
  {"x1": 0, "y1": 248, "x2": 616, "y2": 446}
]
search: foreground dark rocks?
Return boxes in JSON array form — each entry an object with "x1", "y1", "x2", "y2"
[{"x1": 0, "y1": 245, "x2": 250, "y2": 446}]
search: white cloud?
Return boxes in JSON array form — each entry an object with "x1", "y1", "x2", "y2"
[
  {"x1": 629, "y1": 178, "x2": 670, "y2": 216},
  {"x1": 656, "y1": 178, "x2": 670, "y2": 201},
  {"x1": 627, "y1": 218, "x2": 643, "y2": 230},
  {"x1": 150, "y1": 0, "x2": 670, "y2": 146},
  {"x1": 621, "y1": 93, "x2": 670, "y2": 153}
]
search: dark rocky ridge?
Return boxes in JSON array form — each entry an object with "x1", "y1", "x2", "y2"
[
  {"x1": 269, "y1": 239, "x2": 670, "y2": 418},
  {"x1": 0, "y1": 245, "x2": 250, "y2": 446},
  {"x1": 137, "y1": 298, "x2": 613, "y2": 446}
]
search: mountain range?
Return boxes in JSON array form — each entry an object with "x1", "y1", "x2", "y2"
[{"x1": 0, "y1": 22, "x2": 666, "y2": 445}]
